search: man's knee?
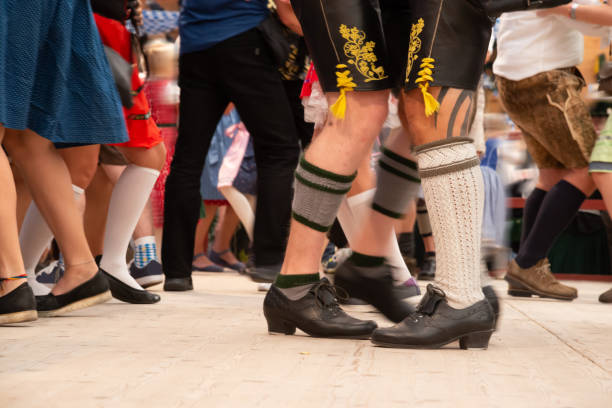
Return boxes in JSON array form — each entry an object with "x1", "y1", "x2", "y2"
[
  {"x1": 565, "y1": 167, "x2": 596, "y2": 195},
  {"x1": 335, "y1": 90, "x2": 389, "y2": 134}
]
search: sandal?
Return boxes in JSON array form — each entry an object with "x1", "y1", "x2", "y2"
[
  {"x1": 0, "y1": 274, "x2": 38, "y2": 324},
  {"x1": 209, "y1": 249, "x2": 246, "y2": 273},
  {"x1": 192, "y1": 253, "x2": 224, "y2": 272}
]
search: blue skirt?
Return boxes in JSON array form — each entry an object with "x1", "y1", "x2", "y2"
[{"x1": 0, "y1": 0, "x2": 128, "y2": 145}]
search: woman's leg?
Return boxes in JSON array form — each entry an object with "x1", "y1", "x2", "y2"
[
  {"x1": 192, "y1": 203, "x2": 219, "y2": 269},
  {"x1": 98, "y1": 144, "x2": 165, "y2": 289},
  {"x1": 3, "y1": 129, "x2": 98, "y2": 296},
  {"x1": 0, "y1": 125, "x2": 28, "y2": 296},
  {"x1": 211, "y1": 205, "x2": 241, "y2": 265}
]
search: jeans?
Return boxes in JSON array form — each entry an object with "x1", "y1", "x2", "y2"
[{"x1": 162, "y1": 28, "x2": 300, "y2": 278}]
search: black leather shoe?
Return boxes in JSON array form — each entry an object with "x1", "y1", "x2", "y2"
[
  {"x1": 36, "y1": 270, "x2": 112, "y2": 317},
  {"x1": 247, "y1": 263, "x2": 281, "y2": 283},
  {"x1": 371, "y1": 285, "x2": 496, "y2": 349},
  {"x1": 263, "y1": 278, "x2": 377, "y2": 338},
  {"x1": 163, "y1": 277, "x2": 193, "y2": 291},
  {"x1": 482, "y1": 285, "x2": 500, "y2": 328},
  {"x1": 0, "y1": 283, "x2": 38, "y2": 324},
  {"x1": 418, "y1": 256, "x2": 436, "y2": 281},
  {"x1": 102, "y1": 270, "x2": 161, "y2": 304},
  {"x1": 334, "y1": 259, "x2": 414, "y2": 323}
]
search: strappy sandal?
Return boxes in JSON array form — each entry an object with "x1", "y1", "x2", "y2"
[
  {"x1": 209, "y1": 249, "x2": 246, "y2": 273},
  {"x1": 0, "y1": 274, "x2": 38, "y2": 324}
]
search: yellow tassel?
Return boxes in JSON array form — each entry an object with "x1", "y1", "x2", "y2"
[
  {"x1": 415, "y1": 57, "x2": 439, "y2": 117},
  {"x1": 330, "y1": 64, "x2": 357, "y2": 119},
  {"x1": 420, "y1": 83, "x2": 440, "y2": 117}
]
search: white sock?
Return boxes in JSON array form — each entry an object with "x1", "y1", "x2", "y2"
[
  {"x1": 100, "y1": 165, "x2": 160, "y2": 290},
  {"x1": 20, "y1": 184, "x2": 84, "y2": 296},
  {"x1": 219, "y1": 186, "x2": 255, "y2": 242},
  {"x1": 416, "y1": 138, "x2": 485, "y2": 309},
  {"x1": 338, "y1": 189, "x2": 412, "y2": 284}
]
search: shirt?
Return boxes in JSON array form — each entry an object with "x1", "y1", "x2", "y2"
[
  {"x1": 493, "y1": 11, "x2": 584, "y2": 81},
  {"x1": 179, "y1": 0, "x2": 269, "y2": 55}
]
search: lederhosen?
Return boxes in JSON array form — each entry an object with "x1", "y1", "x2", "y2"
[{"x1": 291, "y1": 0, "x2": 492, "y2": 116}]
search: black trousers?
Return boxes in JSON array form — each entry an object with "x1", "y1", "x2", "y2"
[{"x1": 162, "y1": 28, "x2": 300, "y2": 278}]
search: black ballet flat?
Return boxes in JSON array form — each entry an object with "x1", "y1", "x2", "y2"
[
  {"x1": 0, "y1": 282, "x2": 38, "y2": 324},
  {"x1": 36, "y1": 270, "x2": 112, "y2": 317},
  {"x1": 101, "y1": 270, "x2": 161, "y2": 304}
]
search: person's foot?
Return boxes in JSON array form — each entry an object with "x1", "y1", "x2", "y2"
[
  {"x1": 599, "y1": 287, "x2": 612, "y2": 303},
  {"x1": 101, "y1": 270, "x2": 160, "y2": 304},
  {"x1": 36, "y1": 260, "x2": 64, "y2": 287},
  {"x1": 322, "y1": 248, "x2": 352, "y2": 274},
  {"x1": 263, "y1": 278, "x2": 377, "y2": 338},
  {"x1": 371, "y1": 285, "x2": 496, "y2": 349},
  {"x1": 247, "y1": 263, "x2": 281, "y2": 283},
  {"x1": 163, "y1": 277, "x2": 193, "y2": 292},
  {"x1": 0, "y1": 280, "x2": 38, "y2": 324},
  {"x1": 36, "y1": 270, "x2": 111, "y2": 317},
  {"x1": 505, "y1": 258, "x2": 577, "y2": 301},
  {"x1": 130, "y1": 260, "x2": 163, "y2": 288},
  {"x1": 209, "y1": 249, "x2": 246, "y2": 273},
  {"x1": 334, "y1": 258, "x2": 414, "y2": 323},
  {"x1": 192, "y1": 253, "x2": 224, "y2": 272},
  {"x1": 418, "y1": 255, "x2": 436, "y2": 281}
]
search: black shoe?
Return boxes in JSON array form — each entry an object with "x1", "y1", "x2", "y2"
[
  {"x1": 263, "y1": 278, "x2": 377, "y2": 338},
  {"x1": 0, "y1": 283, "x2": 38, "y2": 324},
  {"x1": 163, "y1": 277, "x2": 193, "y2": 291},
  {"x1": 482, "y1": 285, "x2": 500, "y2": 328},
  {"x1": 371, "y1": 284, "x2": 496, "y2": 349},
  {"x1": 334, "y1": 259, "x2": 414, "y2": 323},
  {"x1": 247, "y1": 263, "x2": 281, "y2": 283},
  {"x1": 102, "y1": 270, "x2": 161, "y2": 304},
  {"x1": 130, "y1": 260, "x2": 164, "y2": 289},
  {"x1": 36, "y1": 271, "x2": 112, "y2": 317},
  {"x1": 418, "y1": 256, "x2": 436, "y2": 281}
]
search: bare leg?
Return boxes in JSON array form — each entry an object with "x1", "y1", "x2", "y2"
[
  {"x1": 3, "y1": 129, "x2": 97, "y2": 296},
  {"x1": 60, "y1": 145, "x2": 100, "y2": 213},
  {"x1": 192, "y1": 203, "x2": 218, "y2": 269},
  {"x1": 84, "y1": 165, "x2": 114, "y2": 256},
  {"x1": 211, "y1": 205, "x2": 241, "y2": 265},
  {"x1": 280, "y1": 90, "x2": 390, "y2": 276},
  {"x1": 0, "y1": 125, "x2": 27, "y2": 296},
  {"x1": 13, "y1": 163, "x2": 32, "y2": 230}
]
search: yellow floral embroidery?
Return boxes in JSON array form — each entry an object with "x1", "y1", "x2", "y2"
[
  {"x1": 405, "y1": 18, "x2": 425, "y2": 82},
  {"x1": 338, "y1": 24, "x2": 388, "y2": 82}
]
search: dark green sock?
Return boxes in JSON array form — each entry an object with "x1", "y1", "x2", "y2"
[
  {"x1": 349, "y1": 251, "x2": 385, "y2": 267},
  {"x1": 274, "y1": 273, "x2": 320, "y2": 288}
]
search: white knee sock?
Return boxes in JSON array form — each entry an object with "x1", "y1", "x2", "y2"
[
  {"x1": 20, "y1": 184, "x2": 84, "y2": 296},
  {"x1": 219, "y1": 186, "x2": 255, "y2": 242},
  {"x1": 100, "y1": 165, "x2": 160, "y2": 290},
  {"x1": 416, "y1": 138, "x2": 485, "y2": 309},
  {"x1": 338, "y1": 189, "x2": 412, "y2": 284}
]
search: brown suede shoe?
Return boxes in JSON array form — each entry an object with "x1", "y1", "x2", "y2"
[
  {"x1": 505, "y1": 258, "x2": 577, "y2": 301},
  {"x1": 599, "y1": 288, "x2": 612, "y2": 303}
]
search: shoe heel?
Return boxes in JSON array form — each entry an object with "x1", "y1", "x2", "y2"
[
  {"x1": 459, "y1": 331, "x2": 493, "y2": 350},
  {"x1": 505, "y1": 276, "x2": 533, "y2": 298},
  {"x1": 266, "y1": 316, "x2": 296, "y2": 335}
]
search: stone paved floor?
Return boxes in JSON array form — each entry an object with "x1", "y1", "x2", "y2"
[{"x1": 2, "y1": 273, "x2": 611, "y2": 407}]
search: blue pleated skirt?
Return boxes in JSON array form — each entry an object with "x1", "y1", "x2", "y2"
[{"x1": 0, "y1": 0, "x2": 128, "y2": 145}]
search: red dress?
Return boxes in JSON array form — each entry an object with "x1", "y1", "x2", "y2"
[
  {"x1": 94, "y1": 14, "x2": 162, "y2": 149},
  {"x1": 144, "y1": 78, "x2": 179, "y2": 227}
]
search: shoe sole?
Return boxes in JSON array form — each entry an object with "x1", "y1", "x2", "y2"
[
  {"x1": 505, "y1": 275, "x2": 576, "y2": 301},
  {"x1": 371, "y1": 330, "x2": 494, "y2": 350},
  {"x1": 38, "y1": 290, "x2": 112, "y2": 318},
  {"x1": 0, "y1": 310, "x2": 38, "y2": 325},
  {"x1": 265, "y1": 311, "x2": 375, "y2": 339},
  {"x1": 136, "y1": 275, "x2": 164, "y2": 289}
]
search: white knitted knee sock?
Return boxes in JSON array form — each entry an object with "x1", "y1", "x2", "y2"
[
  {"x1": 416, "y1": 138, "x2": 484, "y2": 308},
  {"x1": 100, "y1": 165, "x2": 159, "y2": 290},
  {"x1": 20, "y1": 185, "x2": 84, "y2": 296}
]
